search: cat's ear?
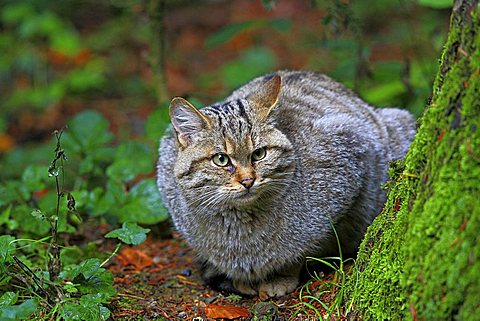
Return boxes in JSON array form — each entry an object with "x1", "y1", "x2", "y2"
[
  {"x1": 248, "y1": 75, "x2": 281, "y2": 122},
  {"x1": 169, "y1": 97, "x2": 211, "y2": 146}
]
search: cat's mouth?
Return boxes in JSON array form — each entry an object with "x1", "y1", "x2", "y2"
[
  {"x1": 227, "y1": 187, "x2": 261, "y2": 206},
  {"x1": 218, "y1": 188, "x2": 260, "y2": 207},
  {"x1": 238, "y1": 188, "x2": 256, "y2": 198},
  {"x1": 220, "y1": 179, "x2": 280, "y2": 208}
]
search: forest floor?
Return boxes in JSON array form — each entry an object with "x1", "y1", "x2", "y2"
[{"x1": 103, "y1": 230, "x2": 346, "y2": 320}]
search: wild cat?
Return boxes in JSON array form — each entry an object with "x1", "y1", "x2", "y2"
[{"x1": 157, "y1": 70, "x2": 416, "y2": 297}]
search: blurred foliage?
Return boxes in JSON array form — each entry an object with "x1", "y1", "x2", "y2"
[
  {"x1": 417, "y1": 0, "x2": 453, "y2": 9},
  {"x1": 310, "y1": 0, "x2": 450, "y2": 116},
  {"x1": 205, "y1": 18, "x2": 291, "y2": 49},
  {"x1": 0, "y1": 0, "x2": 451, "y2": 318},
  {"x1": 0, "y1": 3, "x2": 105, "y2": 111}
]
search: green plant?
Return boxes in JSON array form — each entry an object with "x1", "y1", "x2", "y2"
[
  {"x1": 1, "y1": 110, "x2": 169, "y2": 228},
  {"x1": 0, "y1": 122, "x2": 157, "y2": 320},
  {"x1": 290, "y1": 221, "x2": 355, "y2": 319}
]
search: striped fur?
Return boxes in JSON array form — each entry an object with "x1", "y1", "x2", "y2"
[{"x1": 157, "y1": 70, "x2": 416, "y2": 297}]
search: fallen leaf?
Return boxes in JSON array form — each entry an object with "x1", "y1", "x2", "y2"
[
  {"x1": 0, "y1": 134, "x2": 15, "y2": 152},
  {"x1": 204, "y1": 304, "x2": 249, "y2": 319},
  {"x1": 117, "y1": 247, "x2": 154, "y2": 271},
  {"x1": 74, "y1": 49, "x2": 92, "y2": 65},
  {"x1": 47, "y1": 49, "x2": 70, "y2": 65}
]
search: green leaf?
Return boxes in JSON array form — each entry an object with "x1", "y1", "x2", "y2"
[
  {"x1": 0, "y1": 235, "x2": 16, "y2": 262},
  {"x1": 220, "y1": 47, "x2": 277, "y2": 88},
  {"x1": 91, "y1": 181, "x2": 124, "y2": 217},
  {"x1": 0, "y1": 206, "x2": 12, "y2": 226},
  {"x1": 145, "y1": 104, "x2": 170, "y2": 141},
  {"x1": 362, "y1": 81, "x2": 405, "y2": 106},
  {"x1": 60, "y1": 243, "x2": 102, "y2": 266},
  {"x1": 1, "y1": 4, "x2": 35, "y2": 25},
  {"x1": 78, "y1": 147, "x2": 115, "y2": 175},
  {"x1": 106, "y1": 141, "x2": 154, "y2": 183},
  {"x1": 62, "y1": 111, "x2": 113, "y2": 154},
  {"x1": 67, "y1": 60, "x2": 105, "y2": 92},
  {"x1": 30, "y1": 209, "x2": 45, "y2": 220},
  {"x1": 60, "y1": 258, "x2": 115, "y2": 300},
  {"x1": 50, "y1": 30, "x2": 81, "y2": 56},
  {"x1": 91, "y1": 179, "x2": 169, "y2": 224},
  {"x1": 60, "y1": 294, "x2": 110, "y2": 321},
  {"x1": 105, "y1": 222, "x2": 150, "y2": 245},
  {"x1": 417, "y1": 0, "x2": 452, "y2": 9},
  {"x1": 0, "y1": 292, "x2": 17, "y2": 307},
  {"x1": 0, "y1": 143, "x2": 52, "y2": 180},
  {"x1": 0, "y1": 181, "x2": 31, "y2": 206},
  {"x1": 0, "y1": 298, "x2": 37, "y2": 320},
  {"x1": 63, "y1": 283, "x2": 78, "y2": 293},
  {"x1": 21, "y1": 165, "x2": 48, "y2": 192},
  {"x1": 118, "y1": 179, "x2": 169, "y2": 224},
  {"x1": 79, "y1": 187, "x2": 106, "y2": 216}
]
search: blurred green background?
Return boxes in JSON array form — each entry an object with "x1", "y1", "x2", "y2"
[{"x1": 0, "y1": 0, "x2": 451, "y2": 230}]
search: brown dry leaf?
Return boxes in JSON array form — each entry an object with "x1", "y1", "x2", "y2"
[
  {"x1": 0, "y1": 134, "x2": 15, "y2": 152},
  {"x1": 118, "y1": 247, "x2": 154, "y2": 271},
  {"x1": 47, "y1": 49, "x2": 70, "y2": 65},
  {"x1": 74, "y1": 49, "x2": 92, "y2": 66},
  {"x1": 204, "y1": 304, "x2": 249, "y2": 319}
]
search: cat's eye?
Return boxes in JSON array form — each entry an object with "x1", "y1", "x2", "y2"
[
  {"x1": 212, "y1": 153, "x2": 230, "y2": 167},
  {"x1": 252, "y1": 147, "x2": 266, "y2": 161}
]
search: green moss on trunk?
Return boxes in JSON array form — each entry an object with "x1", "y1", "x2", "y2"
[{"x1": 347, "y1": 2, "x2": 480, "y2": 320}]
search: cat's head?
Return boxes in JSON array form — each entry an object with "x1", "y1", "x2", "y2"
[{"x1": 168, "y1": 75, "x2": 295, "y2": 211}]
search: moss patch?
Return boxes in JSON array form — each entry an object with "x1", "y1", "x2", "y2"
[{"x1": 347, "y1": 7, "x2": 480, "y2": 321}]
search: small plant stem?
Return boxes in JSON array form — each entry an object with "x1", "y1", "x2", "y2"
[
  {"x1": 100, "y1": 243, "x2": 122, "y2": 268},
  {"x1": 47, "y1": 132, "x2": 63, "y2": 282},
  {"x1": 12, "y1": 236, "x2": 51, "y2": 248}
]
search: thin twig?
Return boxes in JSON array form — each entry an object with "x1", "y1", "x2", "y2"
[{"x1": 12, "y1": 256, "x2": 51, "y2": 303}]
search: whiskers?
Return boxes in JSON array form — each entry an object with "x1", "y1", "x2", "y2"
[
  {"x1": 185, "y1": 171, "x2": 297, "y2": 212},
  {"x1": 187, "y1": 186, "x2": 227, "y2": 210}
]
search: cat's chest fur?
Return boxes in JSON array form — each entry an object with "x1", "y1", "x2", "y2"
[
  {"x1": 157, "y1": 70, "x2": 416, "y2": 290},
  {"x1": 192, "y1": 206, "x2": 299, "y2": 280}
]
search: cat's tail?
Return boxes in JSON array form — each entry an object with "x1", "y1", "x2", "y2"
[{"x1": 377, "y1": 108, "x2": 417, "y2": 160}]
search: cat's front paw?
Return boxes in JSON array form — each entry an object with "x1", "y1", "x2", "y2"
[
  {"x1": 258, "y1": 276, "x2": 298, "y2": 298},
  {"x1": 233, "y1": 279, "x2": 257, "y2": 296}
]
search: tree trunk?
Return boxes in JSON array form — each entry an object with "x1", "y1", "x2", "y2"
[
  {"x1": 346, "y1": 1, "x2": 480, "y2": 320},
  {"x1": 147, "y1": 0, "x2": 169, "y2": 104}
]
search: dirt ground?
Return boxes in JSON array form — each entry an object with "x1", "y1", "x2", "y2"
[{"x1": 106, "y1": 231, "x2": 345, "y2": 320}]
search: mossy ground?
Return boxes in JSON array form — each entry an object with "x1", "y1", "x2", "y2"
[{"x1": 347, "y1": 6, "x2": 480, "y2": 321}]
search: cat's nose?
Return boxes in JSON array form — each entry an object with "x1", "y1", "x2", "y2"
[{"x1": 240, "y1": 177, "x2": 255, "y2": 189}]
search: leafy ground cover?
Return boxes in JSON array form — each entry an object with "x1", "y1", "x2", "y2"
[{"x1": 0, "y1": 0, "x2": 452, "y2": 319}]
